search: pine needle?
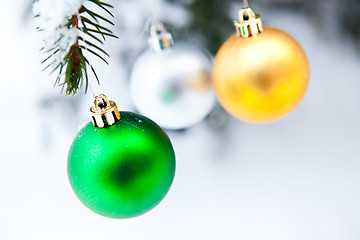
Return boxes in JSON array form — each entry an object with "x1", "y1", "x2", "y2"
[{"x1": 85, "y1": 47, "x2": 109, "y2": 64}]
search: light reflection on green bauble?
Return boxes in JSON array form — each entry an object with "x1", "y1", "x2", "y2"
[{"x1": 68, "y1": 111, "x2": 176, "y2": 219}]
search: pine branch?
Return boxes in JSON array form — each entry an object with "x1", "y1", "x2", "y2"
[{"x1": 38, "y1": 0, "x2": 117, "y2": 95}]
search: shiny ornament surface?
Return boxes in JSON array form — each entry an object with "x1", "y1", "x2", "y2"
[
  {"x1": 68, "y1": 111, "x2": 176, "y2": 219},
  {"x1": 130, "y1": 43, "x2": 216, "y2": 130},
  {"x1": 213, "y1": 26, "x2": 309, "y2": 123}
]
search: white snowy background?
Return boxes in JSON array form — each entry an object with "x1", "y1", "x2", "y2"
[{"x1": 1, "y1": 0, "x2": 360, "y2": 239}]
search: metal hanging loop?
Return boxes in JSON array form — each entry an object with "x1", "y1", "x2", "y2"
[{"x1": 243, "y1": 0, "x2": 249, "y2": 8}]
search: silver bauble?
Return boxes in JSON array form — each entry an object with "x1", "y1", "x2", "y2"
[{"x1": 130, "y1": 24, "x2": 216, "y2": 130}]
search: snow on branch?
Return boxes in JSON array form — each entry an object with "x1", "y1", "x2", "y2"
[{"x1": 33, "y1": 0, "x2": 118, "y2": 95}]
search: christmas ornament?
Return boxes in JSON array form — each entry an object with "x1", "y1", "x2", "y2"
[
  {"x1": 68, "y1": 94, "x2": 176, "y2": 218},
  {"x1": 212, "y1": 1, "x2": 310, "y2": 123},
  {"x1": 129, "y1": 24, "x2": 216, "y2": 130}
]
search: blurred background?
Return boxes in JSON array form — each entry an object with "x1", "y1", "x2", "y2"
[{"x1": 1, "y1": 0, "x2": 360, "y2": 239}]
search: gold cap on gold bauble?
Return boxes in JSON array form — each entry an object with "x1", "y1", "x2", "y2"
[
  {"x1": 212, "y1": 2, "x2": 310, "y2": 123},
  {"x1": 234, "y1": 7, "x2": 263, "y2": 38}
]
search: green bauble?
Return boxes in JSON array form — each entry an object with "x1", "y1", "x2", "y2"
[{"x1": 68, "y1": 111, "x2": 176, "y2": 219}]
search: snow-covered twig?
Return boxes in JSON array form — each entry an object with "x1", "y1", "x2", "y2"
[{"x1": 33, "y1": 0, "x2": 117, "y2": 95}]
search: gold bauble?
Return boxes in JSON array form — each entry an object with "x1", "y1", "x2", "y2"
[{"x1": 213, "y1": 26, "x2": 310, "y2": 123}]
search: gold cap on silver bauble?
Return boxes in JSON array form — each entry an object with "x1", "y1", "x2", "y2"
[
  {"x1": 89, "y1": 94, "x2": 120, "y2": 128},
  {"x1": 148, "y1": 23, "x2": 174, "y2": 51},
  {"x1": 234, "y1": 6, "x2": 263, "y2": 38}
]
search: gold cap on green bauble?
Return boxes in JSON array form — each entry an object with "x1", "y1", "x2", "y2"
[
  {"x1": 212, "y1": 1, "x2": 310, "y2": 123},
  {"x1": 89, "y1": 94, "x2": 121, "y2": 128}
]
